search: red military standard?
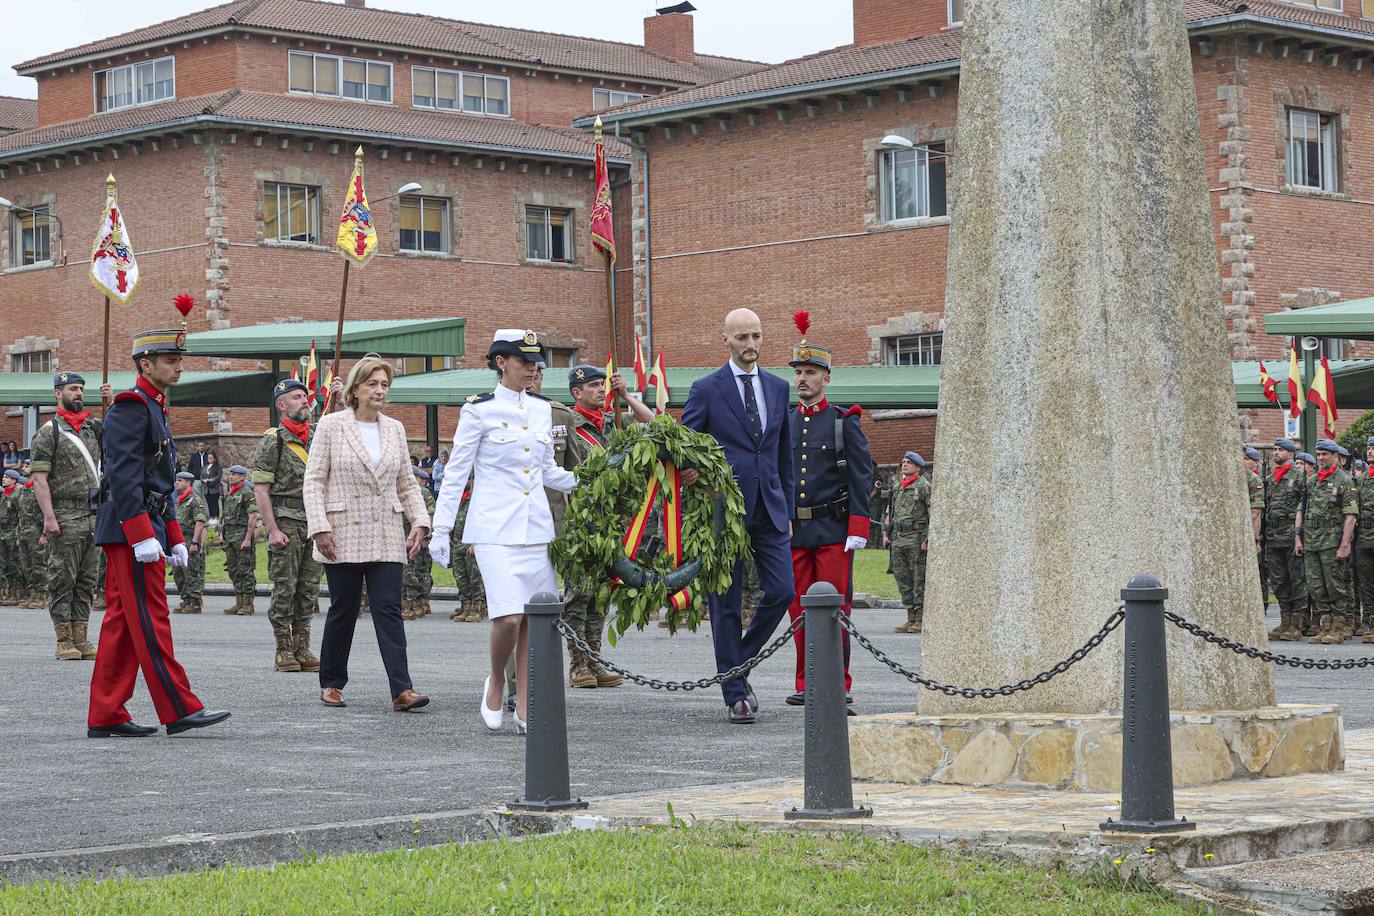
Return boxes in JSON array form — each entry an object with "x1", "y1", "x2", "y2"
[
  {"x1": 784, "y1": 312, "x2": 873, "y2": 712},
  {"x1": 86, "y1": 329, "x2": 230, "y2": 737}
]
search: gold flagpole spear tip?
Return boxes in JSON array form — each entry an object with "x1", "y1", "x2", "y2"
[
  {"x1": 354, "y1": 145, "x2": 364, "y2": 158},
  {"x1": 105, "y1": 173, "x2": 116, "y2": 188},
  {"x1": 594, "y1": 114, "x2": 603, "y2": 139}
]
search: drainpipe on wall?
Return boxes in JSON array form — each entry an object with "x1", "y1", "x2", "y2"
[{"x1": 615, "y1": 122, "x2": 653, "y2": 353}]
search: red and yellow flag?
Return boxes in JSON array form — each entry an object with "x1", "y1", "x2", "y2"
[
  {"x1": 318, "y1": 366, "x2": 336, "y2": 415},
  {"x1": 590, "y1": 116, "x2": 615, "y2": 264},
  {"x1": 632, "y1": 334, "x2": 649, "y2": 392},
  {"x1": 335, "y1": 146, "x2": 378, "y2": 267},
  {"x1": 619, "y1": 458, "x2": 692, "y2": 612},
  {"x1": 1287, "y1": 339, "x2": 1304, "y2": 420},
  {"x1": 1258, "y1": 360, "x2": 1279, "y2": 406},
  {"x1": 650, "y1": 348, "x2": 670, "y2": 414},
  {"x1": 602, "y1": 351, "x2": 616, "y2": 413},
  {"x1": 305, "y1": 341, "x2": 320, "y2": 406},
  {"x1": 1308, "y1": 355, "x2": 1339, "y2": 438}
]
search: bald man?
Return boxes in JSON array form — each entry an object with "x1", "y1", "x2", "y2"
[{"x1": 681, "y1": 309, "x2": 796, "y2": 724}]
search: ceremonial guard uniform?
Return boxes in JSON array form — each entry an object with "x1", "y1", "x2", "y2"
[
  {"x1": 402, "y1": 467, "x2": 436, "y2": 619},
  {"x1": 219, "y1": 465, "x2": 258, "y2": 615},
  {"x1": 171, "y1": 472, "x2": 208, "y2": 613},
  {"x1": 30, "y1": 371, "x2": 103, "y2": 659},
  {"x1": 887, "y1": 451, "x2": 932, "y2": 633},
  {"x1": 88, "y1": 329, "x2": 229, "y2": 737},
  {"x1": 785, "y1": 331, "x2": 872, "y2": 704},
  {"x1": 1298, "y1": 439, "x2": 1358, "y2": 644}
]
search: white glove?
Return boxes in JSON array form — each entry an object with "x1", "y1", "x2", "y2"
[
  {"x1": 168, "y1": 543, "x2": 190, "y2": 568},
  {"x1": 844, "y1": 536, "x2": 867, "y2": 553},
  {"x1": 429, "y1": 530, "x2": 452, "y2": 568},
  {"x1": 132, "y1": 537, "x2": 165, "y2": 564}
]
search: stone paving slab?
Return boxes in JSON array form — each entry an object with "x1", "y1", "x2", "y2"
[{"x1": 1181, "y1": 846, "x2": 1374, "y2": 913}]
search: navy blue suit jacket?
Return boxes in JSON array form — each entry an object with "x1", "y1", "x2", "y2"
[
  {"x1": 681, "y1": 364, "x2": 795, "y2": 533},
  {"x1": 95, "y1": 385, "x2": 183, "y2": 550}
]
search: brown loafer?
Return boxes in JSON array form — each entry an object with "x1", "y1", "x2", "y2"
[
  {"x1": 320, "y1": 688, "x2": 345, "y2": 707},
  {"x1": 393, "y1": 689, "x2": 430, "y2": 712}
]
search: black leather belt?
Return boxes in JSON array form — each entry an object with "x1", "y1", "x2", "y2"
[
  {"x1": 144, "y1": 492, "x2": 172, "y2": 517},
  {"x1": 796, "y1": 498, "x2": 848, "y2": 521}
]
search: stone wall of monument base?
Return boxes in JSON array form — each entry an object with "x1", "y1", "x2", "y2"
[{"x1": 849, "y1": 705, "x2": 1341, "y2": 791}]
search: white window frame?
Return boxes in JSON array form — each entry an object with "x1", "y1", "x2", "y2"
[
  {"x1": 264, "y1": 182, "x2": 321, "y2": 245},
  {"x1": 879, "y1": 144, "x2": 947, "y2": 222},
  {"x1": 592, "y1": 88, "x2": 648, "y2": 111},
  {"x1": 399, "y1": 195, "x2": 450, "y2": 254},
  {"x1": 884, "y1": 333, "x2": 943, "y2": 367},
  {"x1": 10, "y1": 206, "x2": 53, "y2": 268},
  {"x1": 10, "y1": 350, "x2": 52, "y2": 374},
  {"x1": 1282, "y1": 0, "x2": 1342, "y2": 10},
  {"x1": 288, "y1": 51, "x2": 392, "y2": 104},
  {"x1": 524, "y1": 205, "x2": 574, "y2": 263},
  {"x1": 948, "y1": 0, "x2": 965, "y2": 26},
  {"x1": 410, "y1": 66, "x2": 509, "y2": 116},
  {"x1": 1287, "y1": 108, "x2": 1339, "y2": 192},
  {"x1": 93, "y1": 56, "x2": 175, "y2": 114}
]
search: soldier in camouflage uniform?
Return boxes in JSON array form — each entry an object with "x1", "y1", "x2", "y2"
[
  {"x1": 1354, "y1": 437, "x2": 1374, "y2": 643},
  {"x1": 1265, "y1": 438, "x2": 1308, "y2": 641},
  {"x1": 448, "y1": 492, "x2": 486, "y2": 621},
  {"x1": 171, "y1": 472, "x2": 208, "y2": 613},
  {"x1": 17, "y1": 476, "x2": 46, "y2": 609},
  {"x1": 30, "y1": 371, "x2": 104, "y2": 660},
  {"x1": 0, "y1": 470, "x2": 20, "y2": 605},
  {"x1": 1243, "y1": 446, "x2": 1266, "y2": 609},
  {"x1": 885, "y1": 451, "x2": 931, "y2": 633},
  {"x1": 402, "y1": 466, "x2": 436, "y2": 619},
  {"x1": 220, "y1": 464, "x2": 259, "y2": 615},
  {"x1": 1296, "y1": 439, "x2": 1358, "y2": 644},
  {"x1": 252, "y1": 378, "x2": 323, "y2": 673}
]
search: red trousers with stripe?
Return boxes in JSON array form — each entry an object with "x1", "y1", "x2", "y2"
[
  {"x1": 787, "y1": 543, "x2": 853, "y2": 694},
  {"x1": 88, "y1": 544, "x2": 204, "y2": 728}
]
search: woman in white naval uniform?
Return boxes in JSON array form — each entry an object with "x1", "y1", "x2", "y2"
[{"x1": 430, "y1": 329, "x2": 575, "y2": 733}]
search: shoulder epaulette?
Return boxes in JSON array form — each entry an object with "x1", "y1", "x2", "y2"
[
  {"x1": 465, "y1": 393, "x2": 494, "y2": 405},
  {"x1": 113, "y1": 390, "x2": 147, "y2": 405},
  {"x1": 527, "y1": 392, "x2": 551, "y2": 402},
  {"x1": 262, "y1": 427, "x2": 279, "y2": 437},
  {"x1": 843, "y1": 404, "x2": 862, "y2": 417}
]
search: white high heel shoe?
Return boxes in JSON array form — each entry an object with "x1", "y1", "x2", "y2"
[{"x1": 480, "y1": 676, "x2": 504, "y2": 731}]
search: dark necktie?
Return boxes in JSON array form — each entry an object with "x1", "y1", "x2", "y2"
[{"x1": 739, "y1": 374, "x2": 762, "y2": 441}]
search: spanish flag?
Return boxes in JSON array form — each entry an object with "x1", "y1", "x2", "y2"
[
  {"x1": 1287, "y1": 339, "x2": 1304, "y2": 420},
  {"x1": 305, "y1": 341, "x2": 319, "y2": 407},
  {"x1": 318, "y1": 366, "x2": 336, "y2": 415},
  {"x1": 632, "y1": 335, "x2": 649, "y2": 392},
  {"x1": 650, "y1": 348, "x2": 670, "y2": 415},
  {"x1": 1308, "y1": 355, "x2": 1339, "y2": 438},
  {"x1": 335, "y1": 147, "x2": 378, "y2": 267},
  {"x1": 603, "y1": 351, "x2": 616, "y2": 413},
  {"x1": 1258, "y1": 360, "x2": 1279, "y2": 406}
]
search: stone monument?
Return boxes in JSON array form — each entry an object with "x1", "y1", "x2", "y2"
[{"x1": 849, "y1": 0, "x2": 1341, "y2": 789}]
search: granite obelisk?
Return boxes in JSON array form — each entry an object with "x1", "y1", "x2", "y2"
[{"x1": 921, "y1": 0, "x2": 1276, "y2": 714}]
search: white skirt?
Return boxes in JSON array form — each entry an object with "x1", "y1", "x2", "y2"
[{"x1": 474, "y1": 544, "x2": 559, "y2": 619}]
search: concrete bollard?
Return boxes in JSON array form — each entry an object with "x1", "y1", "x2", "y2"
[
  {"x1": 1100, "y1": 573, "x2": 1195, "y2": 833},
  {"x1": 785, "y1": 581, "x2": 871, "y2": 821},
  {"x1": 509, "y1": 591, "x2": 588, "y2": 812}
]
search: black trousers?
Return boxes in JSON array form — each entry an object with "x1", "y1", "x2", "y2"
[{"x1": 319, "y1": 561, "x2": 412, "y2": 698}]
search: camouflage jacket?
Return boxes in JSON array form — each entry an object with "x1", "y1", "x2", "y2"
[
  {"x1": 1247, "y1": 469, "x2": 1264, "y2": 513},
  {"x1": 886, "y1": 474, "x2": 932, "y2": 547},
  {"x1": 1264, "y1": 463, "x2": 1306, "y2": 543},
  {"x1": 1355, "y1": 468, "x2": 1374, "y2": 547},
  {"x1": 404, "y1": 487, "x2": 436, "y2": 538},
  {"x1": 251, "y1": 426, "x2": 311, "y2": 524},
  {"x1": 220, "y1": 481, "x2": 256, "y2": 534},
  {"x1": 546, "y1": 402, "x2": 582, "y2": 537},
  {"x1": 29, "y1": 415, "x2": 101, "y2": 522},
  {"x1": 1302, "y1": 468, "x2": 1357, "y2": 553},
  {"x1": 17, "y1": 484, "x2": 43, "y2": 537},
  {"x1": 175, "y1": 489, "x2": 209, "y2": 544},
  {"x1": 0, "y1": 487, "x2": 17, "y2": 538}
]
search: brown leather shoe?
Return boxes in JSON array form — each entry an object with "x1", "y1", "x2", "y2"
[
  {"x1": 727, "y1": 699, "x2": 755, "y2": 724},
  {"x1": 320, "y1": 688, "x2": 345, "y2": 707},
  {"x1": 393, "y1": 689, "x2": 430, "y2": 712}
]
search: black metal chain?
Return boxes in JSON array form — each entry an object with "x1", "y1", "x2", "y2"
[
  {"x1": 838, "y1": 606, "x2": 1127, "y2": 698},
  {"x1": 555, "y1": 616, "x2": 804, "y2": 691},
  {"x1": 1163, "y1": 612, "x2": 1374, "y2": 669}
]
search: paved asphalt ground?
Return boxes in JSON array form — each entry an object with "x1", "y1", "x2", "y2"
[{"x1": 0, "y1": 598, "x2": 1370, "y2": 858}]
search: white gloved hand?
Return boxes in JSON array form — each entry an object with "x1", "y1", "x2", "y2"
[
  {"x1": 132, "y1": 537, "x2": 165, "y2": 564},
  {"x1": 168, "y1": 543, "x2": 190, "y2": 568},
  {"x1": 844, "y1": 536, "x2": 867, "y2": 553},
  {"x1": 429, "y1": 531, "x2": 452, "y2": 568}
]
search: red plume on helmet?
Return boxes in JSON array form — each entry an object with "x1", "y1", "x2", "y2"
[
  {"x1": 173, "y1": 293, "x2": 197, "y2": 318},
  {"x1": 793, "y1": 310, "x2": 810, "y2": 338}
]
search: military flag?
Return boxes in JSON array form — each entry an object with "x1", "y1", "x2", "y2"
[
  {"x1": 590, "y1": 116, "x2": 615, "y2": 264},
  {"x1": 335, "y1": 147, "x2": 377, "y2": 267},
  {"x1": 1308, "y1": 355, "x2": 1339, "y2": 439},
  {"x1": 1257, "y1": 360, "x2": 1279, "y2": 406},
  {"x1": 650, "y1": 348, "x2": 670, "y2": 415},
  {"x1": 1287, "y1": 339, "x2": 1304, "y2": 420},
  {"x1": 318, "y1": 366, "x2": 336, "y2": 415},
  {"x1": 603, "y1": 351, "x2": 616, "y2": 413},
  {"x1": 633, "y1": 334, "x2": 649, "y2": 392},
  {"x1": 290, "y1": 364, "x2": 301, "y2": 383},
  {"x1": 90, "y1": 174, "x2": 140, "y2": 303},
  {"x1": 305, "y1": 341, "x2": 320, "y2": 406}
]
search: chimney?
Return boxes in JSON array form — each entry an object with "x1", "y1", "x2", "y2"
[
  {"x1": 344, "y1": 0, "x2": 365, "y2": 7},
  {"x1": 644, "y1": 10, "x2": 695, "y2": 64},
  {"x1": 852, "y1": 0, "x2": 950, "y2": 47}
]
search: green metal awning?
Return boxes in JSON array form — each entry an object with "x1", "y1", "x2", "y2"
[
  {"x1": 1233, "y1": 358, "x2": 1374, "y2": 409},
  {"x1": 185, "y1": 318, "x2": 466, "y2": 360},
  {"x1": 0, "y1": 371, "x2": 279, "y2": 407},
  {"x1": 1262, "y1": 298, "x2": 1374, "y2": 340}
]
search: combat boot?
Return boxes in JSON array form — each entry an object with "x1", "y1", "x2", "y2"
[
  {"x1": 450, "y1": 606, "x2": 464, "y2": 621},
  {"x1": 462, "y1": 600, "x2": 482, "y2": 623},
  {"x1": 586, "y1": 637, "x2": 623, "y2": 688},
  {"x1": 292, "y1": 628, "x2": 321, "y2": 672},
  {"x1": 1319, "y1": 616, "x2": 1352, "y2": 644},
  {"x1": 568, "y1": 643, "x2": 597, "y2": 688},
  {"x1": 1268, "y1": 613, "x2": 1292, "y2": 641},
  {"x1": 20, "y1": 590, "x2": 37, "y2": 609},
  {"x1": 70, "y1": 620, "x2": 97, "y2": 660},
  {"x1": 1307, "y1": 614, "x2": 1332, "y2": 643},
  {"x1": 237, "y1": 594, "x2": 255, "y2": 616},
  {"x1": 224, "y1": 596, "x2": 242, "y2": 615},
  {"x1": 92, "y1": 592, "x2": 106, "y2": 610},
  {"x1": 32, "y1": 591, "x2": 47, "y2": 609},
  {"x1": 421, "y1": 598, "x2": 433, "y2": 617},
  {"x1": 400, "y1": 597, "x2": 413, "y2": 620},
  {"x1": 53, "y1": 623, "x2": 82, "y2": 661},
  {"x1": 273, "y1": 628, "x2": 301, "y2": 672},
  {"x1": 186, "y1": 598, "x2": 203, "y2": 614}
]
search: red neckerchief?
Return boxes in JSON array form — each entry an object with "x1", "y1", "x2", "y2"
[
  {"x1": 1367, "y1": 466, "x2": 1374, "y2": 479},
  {"x1": 280, "y1": 416, "x2": 311, "y2": 445},
  {"x1": 799, "y1": 398, "x2": 830, "y2": 416},
  {"x1": 1, "y1": 487, "x2": 11, "y2": 497},
  {"x1": 177, "y1": 488, "x2": 194, "y2": 504},
  {"x1": 902, "y1": 473, "x2": 921, "y2": 489},
  {"x1": 1273, "y1": 462, "x2": 1292, "y2": 485},
  {"x1": 573, "y1": 404, "x2": 604, "y2": 432},
  {"x1": 24, "y1": 481, "x2": 32, "y2": 489},
  {"x1": 228, "y1": 482, "x2": 244, "y2": 497},
  {"x1": 56, "y1": 406, "x2": 91, "y2": 431},
  {"x1": 1317, "y1": 466, "x2": 1338, "y2": 482},
  {"x1": 135, "y1": 375, "x2": 167, "y2": 408}
]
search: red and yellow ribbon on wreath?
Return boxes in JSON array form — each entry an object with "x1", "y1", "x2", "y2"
[{"x1": 618, "y1": 459, "x2": 692, "y2": 612}]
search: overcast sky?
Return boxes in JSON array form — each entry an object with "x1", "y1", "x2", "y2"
[{"x1": 0, "y1": 0, "x2": 853, "y2": 98}]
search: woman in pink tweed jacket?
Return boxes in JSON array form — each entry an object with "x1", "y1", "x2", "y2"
[{"x1": 303, "y1": 355, "x2": 432, "y2": 713}]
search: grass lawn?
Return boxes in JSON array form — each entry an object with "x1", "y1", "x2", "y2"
[
  {"x1": 191, "y1": 537, "x2": 902, "y2": 599},
  {"x1": 0, "y1": 826, "x2": 1200, "y2": 915}
]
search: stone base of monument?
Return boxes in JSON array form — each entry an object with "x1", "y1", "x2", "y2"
[{"x1": 848, "y1": 705, "x2": 1342, "y2": 790}]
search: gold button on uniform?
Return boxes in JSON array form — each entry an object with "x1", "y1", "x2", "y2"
[
  {"x1": 523, "y1": 489, "x2": 529, "y2": 495},
  {"x1": 523, "y1": 446, "x2": 530, "y2": 452},
  {"x1": 523, "y1": 468, "x2": 529, "y2": 474}
]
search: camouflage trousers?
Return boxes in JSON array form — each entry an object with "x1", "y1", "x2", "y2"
[
  {"x1": 403, "y1": 550, "x2": 433, "y2": 600},
  {"x1": 1356, "y1": 545, "x2": 1374, "y2": 624},
  {"x1": 18, "y1": 537, "x2": 45, "y2": 592},
  {"x1": 1264, "y1": 538, "x2": 1307, "y2": 617},
  {"x1": 563, "y1": 590, "x2": 604, "y2": 642},
  {"x1": 45, "y1": 514, "x2": 100, "y2": 624},
  {"x1": 449, "y1": 528, "x2": 484, "y2": 603},
  {"x1": 1304, "y1": 547, "x2": 1355, "y2": 623},
  {"x1": 890, "y1": 543, "x2": 926, "y2": 624},
  {"x1": 222, "y1": 527, "x2": 257, "y2": 598},
  {"x1": 0, "y1": 539, "x2": 15, "y2": 592},
  {"x1": 1256, "y1": 545, "x2": 1269, "y2": 608},
  {"x1": 267, "y1": 517, "x2": 322, "y2": 629},
  {"x1": 171, "y1": 547, "x2": 206, "y2": 601}
]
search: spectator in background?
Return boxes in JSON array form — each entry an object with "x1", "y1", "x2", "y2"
[
  {"x1": 187, "y1": 440, "x2": 210, "y2": 498},
  {"x1": 2, "y1": 442, "x2": 20, "y2": 473},
  {"x1": 431, "y1": 449, "x2": 448, "y2": 495},
  {"x1": 201, "y1": 449, "x2": 223, "y2": 521},
  {"x1": 419, "y1": 444, "x2": 436, "y2": 473}
]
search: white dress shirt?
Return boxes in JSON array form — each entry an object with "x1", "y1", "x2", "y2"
[
  {"x1": 732, "y1": 364, "x2": 768, "y2": 434},
  {"x1": 355, "y1": 420, "x2": 382, "y2": 467},
  {"x1": 431, "y1": 384, "x2": 576, "y2": 546}
]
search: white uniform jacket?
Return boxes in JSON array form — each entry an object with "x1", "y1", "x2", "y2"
[{"x1": 432, "y1": 384, "x2": 576, "y2": 545}]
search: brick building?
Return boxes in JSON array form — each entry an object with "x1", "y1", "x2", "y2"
[
  {"x1": 590, "y1": 0, "x2": 1374, "y2": 462},
  {"x1": 0, "y1": 0, "x2": 759, "y2": 446}
]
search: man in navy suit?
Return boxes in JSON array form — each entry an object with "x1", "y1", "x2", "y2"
[{"x1": 681, "y1": 308, "x2": 795, "y2": 723}]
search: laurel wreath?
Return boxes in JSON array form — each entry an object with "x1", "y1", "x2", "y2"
[{"x1": 551, "y1": 415, "x2": 749, "y2": 644}]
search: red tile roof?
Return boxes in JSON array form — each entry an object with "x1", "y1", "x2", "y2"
[
  {"x1": 0, "y1": 89, "x2": 628, "y2": 161},
  {"x1": 0, "y1": 96, "x2": 37, "y2": 132},
  {"x1": 15, "y1": 0, "x2": 763, "y2": 87}
]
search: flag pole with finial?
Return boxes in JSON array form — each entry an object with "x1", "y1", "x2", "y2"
[
  {"x1": 100, "y1": 174, "x2": 115, "y2": 393},
  {"x1": 91, "y1": 171, "x2": 142, "y2": 413},
  {"x1": 333, "y1": 145, "x2": 379, "y2": 408},
  {"x1": 590, "y1": 115, "x2": 621, "y2": 426}
]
